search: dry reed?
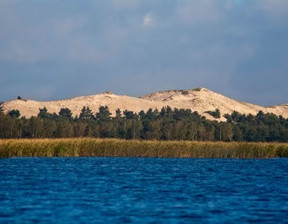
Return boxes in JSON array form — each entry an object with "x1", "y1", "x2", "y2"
[{"x1": 1, "y1": 138, "x2": 288, "y2": 159}]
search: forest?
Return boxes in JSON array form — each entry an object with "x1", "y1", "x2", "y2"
[{"x1": 1, "y1": 102, "x2": 288, "y2": 142}]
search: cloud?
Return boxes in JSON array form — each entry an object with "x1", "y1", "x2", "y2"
[
  {"x1": 53, "y1": 17, "x2": 88, "y2": 37},
  {"x1": 175, "y1": 1, "x2": 222, "y2": 26},
  {"x1": 0, "y1": 0, "x2": 288, "y2": 105},
  {"x1": 0, "y1": 15, "x2": 88, "y2": 63},
  {"x1": 0, "y1": 41, "x2": 42, "y2": 64},
  {"x1": 259, "y1": 0, "x2": 288, "y2": 26},
  {"x1": 112, "y1": 0, "x2": 139, "y2": 9},
  {"x1": 0, "y1": 2, "x2": 127, "y2": 64},
  {"x1": 261, "y1": 0, "x2": 288, "y2": 17},
  {"x1": 142, "y1": 13, "x2": 155, "y2": 27}
]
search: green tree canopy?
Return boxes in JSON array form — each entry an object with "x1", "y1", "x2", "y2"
[
  {"x1": 96, "y1": 106, "x2": 111, "y2": 122},
  {"x1": 0, "y1": 102, "x2": 3, "y2": 114},
  {"x1": 1, "y1": 105, "x2": 288, "y2": 142},
  {"x1": 59, "y1": 108, "x2": 72, "y2": 118},
  {"x1": 205, "y1": 108, "x2": 221, "y2": 119},
  {"x1": 116, "y1": 109, "x2": 122, "y2": 118},
  {"x1": 79, "y1": 106, "x2": 94, "y2": 120},
  {"x1": 38, "y1": 107, "x2": 51, "y2": 119},
  {"x1": 124, "y1": 110, "x2": 138, "y2": 119},
  {"x1": 8, "y1": 109, "x2": 20, "y2": 118}
]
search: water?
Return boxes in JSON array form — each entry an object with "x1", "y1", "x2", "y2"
[{"x1": 1, "y1": 158, "x2": 288, "y2": 223}]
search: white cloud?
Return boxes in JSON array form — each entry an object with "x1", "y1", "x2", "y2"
[{"x1": 143, "y1": 13, "x2": 155, "y2": 27}]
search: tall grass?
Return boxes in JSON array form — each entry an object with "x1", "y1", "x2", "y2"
[{"x1": 1, "y1": 138, "x2": 288, "y2": 159}]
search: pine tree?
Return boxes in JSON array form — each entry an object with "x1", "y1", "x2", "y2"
[
  {"x1": 38, "y1": 107, "x2": 51, "y2": 119},
  {"x1": 8, "y1": 109, "x2": 20, "y2": 118},
  {"x1": 0, "y1": 102, "x2": 3, "y2": 114},
  {"x1": 59, "y1": 108, "x2": 73, "y2": 118},
  {"x1": 79, "y1": 106, "x2": 94, "y2": 120},
  {"x1": 96, "y1": 106, "x2": 111, "y2": 122}
]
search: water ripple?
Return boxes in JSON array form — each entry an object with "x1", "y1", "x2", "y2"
[{"x1": 1, "y1": 158, "x2": 288, "y2": 223}]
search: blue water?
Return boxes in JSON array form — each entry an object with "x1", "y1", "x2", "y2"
[{"x1": 1, "y1": 158, "x2": 288, "y2": 223}]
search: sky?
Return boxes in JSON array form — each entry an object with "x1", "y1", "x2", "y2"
[{"x1": 1, "y1": 0, "x2": 288, "y2": 106}]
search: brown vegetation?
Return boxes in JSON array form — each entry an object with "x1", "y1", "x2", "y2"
[{"x1": 1, "y1": 138, "x2": 288, "y2": 159}]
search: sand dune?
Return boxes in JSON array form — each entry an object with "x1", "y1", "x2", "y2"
[{"x1": 3, "y1": 88, "x2": 288, "y2": 120}]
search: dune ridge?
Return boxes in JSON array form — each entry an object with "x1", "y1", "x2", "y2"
[{"x1": 3, "y1": 88, "x2": 288, "y2": 120}]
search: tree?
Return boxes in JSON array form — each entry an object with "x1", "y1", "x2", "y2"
[
  {"x1": 224, "y1": 114, "x2": 233, "y2": 123},
  {"x1": 27, "y1": 117, "x2": 44, "y2": 138},
  {"x1": 145, "y1": 108, "x2": 158, "y2": 121},
  {"x1": 2, "y1": 103, "x2": 288, "y2": 142},
  {"x1": 0, "y1": 102, "x2": 3, "y2": 114},
  {"x1": 124, "y1": 110, "x2": 138, "y2": 119},
  {"x1": 160, "y1": 106, "x2": 173, "y2": 118},
  {"x1": 125, "y1": 119, "x2": 142, "y2": 139},
  {"x1": 73, "y1": 121, "x2": 88, "y2": 137},
  {"x1": 55, "y1": 120, "x2": 74, "y2": 137},
  {"x1": 205, "y1": 108, "x2": 221, "y2": 119},
  {"x1": 59, "y1": 108, "x2": 72, "y2": 118},
  {"x1": 160, "y1": 118, "x2": 174, "y2": 140},
  {"x1": 116, "y1": 109, "x2": 122, "y2": 119},
  {"x1": 38, "y1": 107, "x2": 51, "y2": 119},
  {"x1": 0, "y1": 114, "x2": 17, "y2": 138},
  {"x1": 43, "y1": 119, "x2": 57, "y2": 138},
  {"x1": 215, "y1": 122, "x2": 233, "y2": 141},
  {"x1": 243, "y1": 127, "x2": 258, "y2": 142},
  {"x1": 8, "y1": 109, "x2": 20, "y2": 118},
  {"x1": 231, "y1": 111, "x2": 241, "y2": 122},
  {"x1": 256, "y1": 110, "x2": 265, "y2": 123},
  {"x1": 172, "y1": 120, "x2": 187, "y2": 140},
  {"x1": 79, "y1": 106, "x2": 94, "y2": 120},
  {"x1": 139, "y1": 110, "x2": 146, "y2": 120},
  {"x1": 96, "y1": 106, "x2": 111, "y2": 122},
  {"x1": 232, "y1": 126, "x2": 243, "y2": 141},
  {"x1": 142, "y1": 120, "x2": 161, "y2": 140}
]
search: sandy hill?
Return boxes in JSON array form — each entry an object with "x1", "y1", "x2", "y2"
[{"x1": 3, "y1": 88, "x2": 288, "y2": 120}]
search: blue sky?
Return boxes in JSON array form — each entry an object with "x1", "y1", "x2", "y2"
[{"x1": 1, "y1": 0, "x2": 288, "y2": 106}]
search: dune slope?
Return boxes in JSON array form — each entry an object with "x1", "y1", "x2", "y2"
[{"x1": 3, "y1": 88, "x2": 288, "y2": 120}]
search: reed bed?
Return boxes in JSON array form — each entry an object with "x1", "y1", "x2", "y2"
[{"x1": 0, "y1": 138, "x2": 288, "y2": 159}]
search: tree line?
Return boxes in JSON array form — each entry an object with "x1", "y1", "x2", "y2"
[{"x1": 1, "y1": 102, "x2": 288, "y2": 142}]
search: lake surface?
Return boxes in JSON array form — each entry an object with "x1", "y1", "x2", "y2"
[{"x1": 1, "y1": 158, "x2": 288, "y2": 223}]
